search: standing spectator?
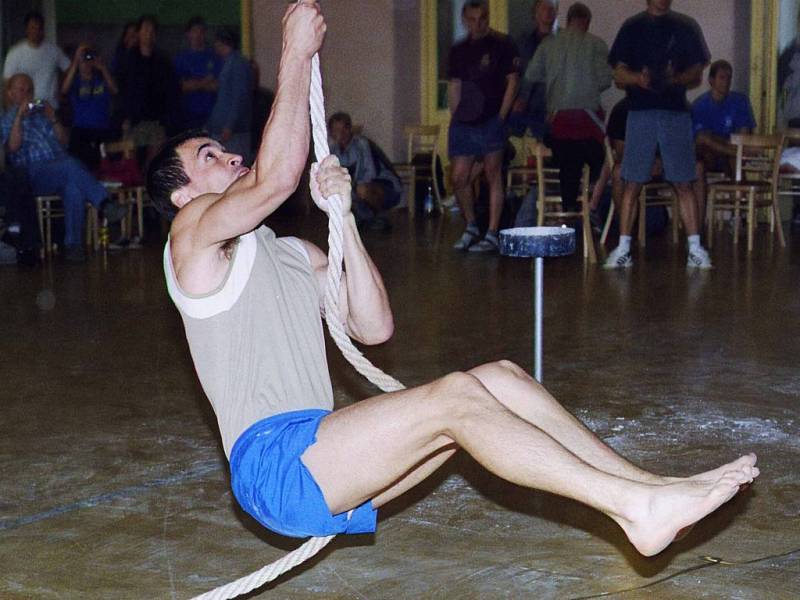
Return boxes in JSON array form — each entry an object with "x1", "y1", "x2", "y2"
[
  {"x1": 692, "y1": 60, "x2": 756, "y2": 172},
  {"x1": 604, "y1": 0, "x2": 711, "y2": 270},
  {"x1": 1, "y1": 74, "x2": 125, "y2": 263},
  {"x1": 448, "y1": 1, "x2": 519, "y2": 254},
  {"x1": 523, "y1": 2, "x2": 610, "y2": 213},
  {"x1": 117, "y1": 15, "x2": 178, "y2": 164},
  {"x1": 3, "y1": 11, "x2": 70, "y2": 109},
  {"x1": 112, "y1": 22, "x2": 138, "y2": 76},
  {"x1": 509, "y1": 0, "x2": 556, "y2": 138},
  {"x1": 174, "y1": 16, "x2": 221, "y2": 130},
  {"x1": 328, "y1": 112, "x2": 402, "y2": 231},
  {"x1": 61, "y1": 43, "x2": 118, "y2": 170},
  {"x1": 110, "y1": 22, "x2": 137, "y2": 132},
  {"x1": 207, "y1": 28, "x2": 253, "y2": 164}
]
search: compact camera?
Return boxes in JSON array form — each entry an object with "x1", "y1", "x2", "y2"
[
  {"x1": 27, "y1": 99, "x2": 45, "y2": 111},
  {"x1": 83, "y1": 50, "x2": 95, "y2": 61}
]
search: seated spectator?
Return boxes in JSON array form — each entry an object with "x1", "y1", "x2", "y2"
[
  {"x1": 0, "y1": 74, "x2": 125, "y2": 263},
  {"x1": 207, "y1": 28, "x2": 253, "y2": 163},
  {"x1": 328, "y1": 112, "x2": 402, "y2": 230},
  {"x1": 61, "y1": 43, "x2": 118, "y2": 171},
  {"x1": 0, "y1": 165, "x2": 40, "y2": 266},
  {"x1": 174, "y1": 16, "x2": 221, "y2": 130},
  {"x1": 117, "y1": 15, "x2": 178, "y2": 164},
  {"x1": 692, "y1": 59, "x2": 756, "y2": 173}
]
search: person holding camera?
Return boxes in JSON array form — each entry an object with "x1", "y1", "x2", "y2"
[
  {"x1": 1, "y1": 74, "x2": 126, "y2": 263},
  {"x1": 61, "y1": 43, "x2": 118, "y2": 170}
]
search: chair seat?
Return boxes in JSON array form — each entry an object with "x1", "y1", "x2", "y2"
[{"x1": 709, "y1": 180, "x2": 771, "y2": 191}]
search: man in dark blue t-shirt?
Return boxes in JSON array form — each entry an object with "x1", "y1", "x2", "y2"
[
  {"x1": 174, "y1": 17, "x2": 221, "y2": 130},
  {"x1": 448, "y1": 0, "x2": 519, "y2": 254},
  {"x1": 605, "y1": 0, "x2": 711, "y2": 270}
]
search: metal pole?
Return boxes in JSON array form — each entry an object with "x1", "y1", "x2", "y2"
[{"x1": 534, "y1": 256, "x2": 543, "y2": 382}]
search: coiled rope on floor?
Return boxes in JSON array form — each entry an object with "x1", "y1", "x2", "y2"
[{"x1": 190, "y1": 51, "x2": 406, "y2": 600}]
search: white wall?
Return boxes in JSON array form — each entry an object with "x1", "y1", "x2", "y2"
[{"x1": 251, "y1": 0, "x2": 417, "y2": 161}]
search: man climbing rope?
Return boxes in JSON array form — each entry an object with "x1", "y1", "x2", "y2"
[{"x1": 147, "y1": 0, "x2": 758, "y2": 562}]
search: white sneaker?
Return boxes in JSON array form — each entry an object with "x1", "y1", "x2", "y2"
[
  {"x1": 687, "y1": 246, "x2": 713, "y2": 269},
  {"x1": 603, "y1": 245, "x2": 633, "y2": 269}
]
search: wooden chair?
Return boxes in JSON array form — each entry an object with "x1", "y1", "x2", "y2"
[
  {"x1": 599, "y1": 140, "x2": 680, "y2": 248},
  {"x1": 393, "y1": 125, "x2": 443, "y2": 217},
  {"x1": 35, "y1": 195, "x2": 98, "y2": 259},
  {"x1": 706, "y1": 134, "x2": 786, "y2": 252},
  {"x1": 506, "y1": 134, "x2": 539, "y2": 199},
  {"x1": 532, "y1": 141, "x2": 596, "y2": 263},
  {"x1": 599, "y1": 140, "x2": 616, "y2": 246},
  {"x1": 637, "y1": 181, "x2": 679, "y2": 248},
  {"x1": 99, "y1": 139, "x2": 147, "y2": 241}
]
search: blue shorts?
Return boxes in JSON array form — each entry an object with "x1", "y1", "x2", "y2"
[
  {"x1": 230, "y1": 409, "x2": 378, "y2": 538},
  {"x1": 622, "y1": 110, "x2": 696, "y2": 184},
  {"x1": 448, "y1": 115, "x2": 507, "y2": 158}
]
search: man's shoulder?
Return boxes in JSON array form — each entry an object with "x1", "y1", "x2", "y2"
[
  {"x1": 728, "y1": 91, "x2": 753, "y2": 106},
  {"x1": 692, "y1": 91, "x2": 713, "y2": 109},
  {"x1": 618, "y1": 11, "x2": 649, "y2": 32}
]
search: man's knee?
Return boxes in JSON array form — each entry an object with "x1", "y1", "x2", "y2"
[{"x1": 429, "y1": 371, "x2": 497, "y2": 419}]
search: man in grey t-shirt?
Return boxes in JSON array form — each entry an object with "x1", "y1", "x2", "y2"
[{"x1": 146, "y1": 0, "x2": 758, "y2": 555}]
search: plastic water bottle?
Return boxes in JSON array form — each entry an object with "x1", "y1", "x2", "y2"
[
  {"x1": 423, "y1": 185, "x2": 434, "y2": 216},
  {"x1": 99, "y1": 219, "x2": 110, "y2": 249}
]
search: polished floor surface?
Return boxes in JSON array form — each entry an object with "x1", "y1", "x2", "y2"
[{"x1": 1, "y1": 211, "x2": 799, "y2": 599}]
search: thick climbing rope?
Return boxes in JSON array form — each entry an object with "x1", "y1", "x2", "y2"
[{"x1": 190, "y1": 52, "x2": 406, "y2": 600}]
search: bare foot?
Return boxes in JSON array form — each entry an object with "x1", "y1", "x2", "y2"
[
  {"x1": 616, "y1": 464, "x2": 758, "y2": 557},
  {"x1": 662, "y1": 453, "x2": 759, "y2": 485}
]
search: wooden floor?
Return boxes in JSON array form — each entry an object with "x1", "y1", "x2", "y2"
[{"x1": 1, "y1": 210, "x2": 798, "y2": 599}]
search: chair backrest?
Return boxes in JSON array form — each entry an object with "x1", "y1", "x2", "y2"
[
  {"x1": 100, "y1": 139, "x2": 136, "y2": 160},
  {"x1": 533, "y1": 141, "x2": 561, "y2": 202},
  {"x1": 728, "y1": 134, "x2": 782, "y2": 185},
  {"x1": 404, "y1": 125, "x2": 439, "y2": 162}
]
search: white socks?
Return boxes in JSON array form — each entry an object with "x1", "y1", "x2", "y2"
[
  {"x1": 687, "y1": 234, "x2": 701, "y2": 251},
  {"x1": 618, "y1": 235, "x2": 632, "y2": 253}
]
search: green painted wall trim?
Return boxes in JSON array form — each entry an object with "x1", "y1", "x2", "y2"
[{"x1": 55, "y1": 1, "x2": 240, "y2": 26}]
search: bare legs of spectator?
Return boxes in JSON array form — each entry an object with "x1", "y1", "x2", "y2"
[{"x1": 451, "y1": 149, "x2": 504, "y2": 252}]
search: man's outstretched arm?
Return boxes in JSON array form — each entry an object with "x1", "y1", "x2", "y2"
[{"x1": 189, "y1": 1, "x2": 326, "y2": 248}]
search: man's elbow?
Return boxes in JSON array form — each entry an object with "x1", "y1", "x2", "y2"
[{"x1": 366, "y1": 317, "x2": 394, "y2": 345}]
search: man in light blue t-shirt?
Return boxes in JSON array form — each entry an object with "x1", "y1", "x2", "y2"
[{"x1": 691, "y1": 59, "x2": 756, "y2": 173}]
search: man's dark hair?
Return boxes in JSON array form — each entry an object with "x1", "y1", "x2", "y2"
[
  {"x1": 185, "y1": 16, "x2": 206, "y2": 32},
  {"x1": 328, "y1": 112, "x2": 352, "y2": 130},
  {"x1": 146, "y1": 129, "x2": 207, "y2": 221},
  {"x1": 137, "y1": 14, "x2": 159, "y2": 32},
  {"x1": 462, "y1": 1, "x2": 488, "y2": 16},
  {"x1": 24, "y1": 11, "x2": 44, "y2": 27},
  {"x1": 215, "y1": 27, "x2": 239, "y2": 50},
  {"x1": 709, "y1": 59, "x2": 733, "y2": 79},
  {"x1": 567, "y1": 2, "x2": 592, "y2": 24}
]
